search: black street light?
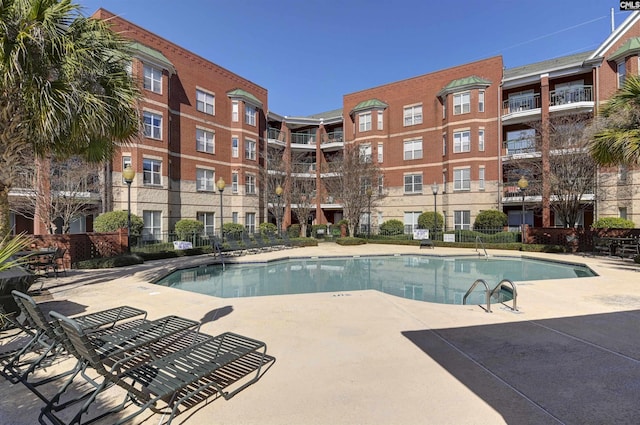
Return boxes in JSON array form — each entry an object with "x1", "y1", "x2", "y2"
[
  {"x1": 517, "y1": 176, "x2": 529, "y2": 243},
  {"x1": 431, "y1": 182, "x2": 439, "y2": 241},
  {"x1": 275, "y1": 184, "x2": 283, "y2": 236},
  {"x1": 216, "y1": 177, "x2": 225, "y2": 236},
  {"x1": 122, "y1": 165, "x2": 136, "y2": 253},
  {"x1": 366, "y1": 188, "x2": 373, "y2": 238}
]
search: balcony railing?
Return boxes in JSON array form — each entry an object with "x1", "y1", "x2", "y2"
[
  {"x1": 291, "y1": 133, "x2": 315, "y2": 145},
  {"x1": 502, "y1": 94, "x2": 541, "y2": 115},
  {"x1": 503, "y1": 180, "x2": 542, "y2": 198},
  {"x1": 549, "y1": 85, "x2": 593, "y2": 106},
  {"x1": 322, "y1": 131, "x2": 343, "y2": 144},
  {"x1": 291, "y1": 162, "x2": 317, "y2": 173},
  {"x1": 268, "y1": 128, "x2": 286, "y2": 143},
  {"x1": 503, "y1": 138, "x2": 539, "y2": 155}
]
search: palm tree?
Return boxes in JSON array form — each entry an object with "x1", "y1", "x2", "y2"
[
  {"x1": 590, "y1": 75, "x2": 640, "y2": 165},
  {"x1": 0, "y1": 0, "x2": 141, "y2": 236}
]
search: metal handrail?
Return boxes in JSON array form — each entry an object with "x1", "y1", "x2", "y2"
[
  {"x1": 490, "y1": 279, "x2": 517, "y2": 311},
  {"x1": 475, "y1": 236, "x2": 488, "y2": 259},
  {"x1": 462, "y1": 279, "x2": 491, "y2": 312}
]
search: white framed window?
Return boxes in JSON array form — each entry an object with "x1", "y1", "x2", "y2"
[
  {"x1": 245, "y1": 105, "x2": 256, "y2": 126},
  {"x1": 442, "y1": 171, "x2": 447, "y2": 193},
  {"x1": 478, "y1": 129, "x2": 485, "y2": 152},
  {"x1": 377, "y1": 143, "x2": 383, "y2": 163},
  {"x1": 618, "y1": 60, "x2": 626, "y2": 88},
  {"x1": 197, "y1": 212, "x2": 215, "y2": 235},
  {"x1": 404, "y1": 174, "x2": 422, "y2": 194},
  {"x1": 454, "y1": 210, "x2": 471, "y2": 230},
  {"x1": 142, "y1": 158, "x2": 162, "y2": 185},
  {"x1": 245, "y1": 174, "x2": 256, "y2": 194},
  {"x1": 143, "y1": 111, "x2": 162, "y2": 140},
  {"x1": 453, "y1": 131, "x2": 471, "y2": 153},
  {"x1": 232, "y1": 212, "x2": 238, "y2": 223},
  {"x1": 196, "y1": 89, "x2": 215, "y2": 115},
  {"x1": 404, "y1": 211, "x2": 421, "y2": 234},
  {"x1": 377, "y1": 110, "x2": 384, "y2": 130},
  {"x1": 245, "y1": 213, "x2": 256, "y2": 233},
  {"x1": 196, "y1": 128, "x2": 215, "y2": 154},
  {"x1": 360, "y1": 144, "x2": 372, "y2": 163},
  {"x1": 442, "y1": 134, "x2": 447, "y2": 156},
  {"x1": 245, "y1": 139, "x2": 256, "y2": 160},
  {"x1": 403, "y1": 139, "x2": 423, "y2": 160},
  {"x1": 454, "y1": 168, "x2": 470, "y2": 191},
  {"x1": 453, "y1": 92, "x2": 471, "y2": 115},
  {"x1": 378, "y1": 175, "x2": 384, "y2": 195},
  {"x1": 196, "y1": 168, "x2": 214, "y2": 192},
  {"x1": 443, "y1": 99, "x2": 447, "y2": 119},
  {"x1": 232, "y1": 100, "x2": 239, "y2": 122},
  {"x1": 403, "y1": 105, "x2": 423, "y2": 126},
  {"x1": 359, "y1": 112, "x2": 371, "y2": 132},
  {"x1": 232, "y1": 136, "x2": 239, "y2": 158},
  {"x1": 122, "y1": 156, "x2": 132, "y2": 184},
  {"x1": 143, "y1": 65, "x2": 162, "y2": 94},
  {"x1": 142, "y1": 210, "x2": 162, "y2": 240},
  {"x1": 232, "y1": 172, "x2": 239, "y2": 193},
  {"x1": 479, "y1": 167, "x2": 485, "y2": 190},
  {"x1": 478, "y1": 90, "x2": 485, "y2": 112}
]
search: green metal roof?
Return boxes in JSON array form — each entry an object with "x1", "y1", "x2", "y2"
[
  {"x1": 307, "y1": 108, "x2": 343, "y2": 120},
  {"x1": 128, "y1": 42, "x2": 175, "y2": 74},
  {"x1": 437, "y1": 75, "x2": 491, "y2": 98},
  {"x1": 503, "y1": 51, "x2": 594, "y2": 80},
  {"x1": 350, "y1": 99, "x2": 388, "y2": 115},
  {"x1": 608, "y1": 37, "x2": 640, "y2": 62},
  {"x1": 226, "y1": 88, "x2": 263, "y2": 109}
]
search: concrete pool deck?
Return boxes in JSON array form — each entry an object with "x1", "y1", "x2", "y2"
[{"x1": 2, "y1": 243, "x2": 640, "y2": 424}]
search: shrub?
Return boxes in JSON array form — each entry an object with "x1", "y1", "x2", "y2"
[
  {"x1": 259, "y1": 222, "x2": 277, "y2": 234},
  {"x1": 592, "y1": 217, "x2": 635, "y2": 229},
  {"x1": 76, "y1": 254, "x2": 144, "y2": 269},
  {"x1": 311, "y1": 224, "x2": 328, "y2": 238},
  {"x1": 222, "y1": 223, "x2": 244, "y2": 238},
  {"x1": 288, "y1": 224, "x2": 301, "y2": 237},
  {"x1": 474, "y1": 210, "x2": 507, "y2": 229},
  {"x1": 94, "y1": 211, "x2": 143, "y2": 235},
  {"x1": 335, "y1": 237, "x2": 366, "y2": 245},
  {"x1": 174, "y1": 219, "x2": 203, "y2": 240},
  {"x1": 417, "y1": 212, "x2": 443, "y2": 232},
  {"x1": 379, "y1": 219, "x2": 404, "y2": 235}
]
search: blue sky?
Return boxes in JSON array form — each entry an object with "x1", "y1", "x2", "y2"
[{"x1": 77, "y1": 0, "x2": 631, "y2": 116}]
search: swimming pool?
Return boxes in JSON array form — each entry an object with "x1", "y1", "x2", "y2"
[{"x1": 154, "y1": 255, "x2": 597, "y2": 305}]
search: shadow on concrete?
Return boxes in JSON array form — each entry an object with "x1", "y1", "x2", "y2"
[
  {"x1": 403, "y1": 309, "x2": 640, "y2": 425},
  {"x1": 200, "y1": 305, "x2": 233, "y2": 324}
]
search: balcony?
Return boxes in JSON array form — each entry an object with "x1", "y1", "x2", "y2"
[
  {"x1": 502, "y1": 138, "x2": 540, "y2": 158},
  {"x1": 291, "y1": 133, "x2": 316, "y2": 145},
  {"x1": 502, "y1": 94, "x2": 541, "y2": 116},
  {"x1": 291, "y1": 162, "x2": 317, "y2": 175},
  {"x1": 267, "y1": 128, "x2": 286, "y2": 145},
  {"x1": 321, "y1": 131, "x2": 344, "y2": 151},
  {"x1": 549, "y1": 85, "x2": 593, "y2": 106},
  {"x1": 503, "y1": 180, "x2": 541, "y2": 203}
]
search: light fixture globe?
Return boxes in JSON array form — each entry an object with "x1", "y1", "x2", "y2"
[
  {"x1": 275, "y1": 184, "x2": 284, "y2": 196},
  {"x1": 216, "y1": 177, "x2": 226, "y2": 192},
  {"x1": 122, "y1": 165, "x2": 135, "y2": 183},
  {"x1": 517, "y1": 176, "x2": 529, "y2": 191}
]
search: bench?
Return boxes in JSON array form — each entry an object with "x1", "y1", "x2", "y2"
[{"x1": 419, "y1": 239, "x2": 434, "y2": 249}]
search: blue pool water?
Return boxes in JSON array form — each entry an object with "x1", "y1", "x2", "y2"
[{"x1": 154, "y1": 255, "x2": 597, "y2": 305}]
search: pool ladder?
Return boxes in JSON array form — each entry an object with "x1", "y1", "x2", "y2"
[
  {"x1": 462, "y1": 279, "x2": 518, "y2": 313},
  {"x1": 475, "y1": 236, "x2": 489, "y2": 259}
]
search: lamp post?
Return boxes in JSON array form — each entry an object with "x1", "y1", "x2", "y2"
[
  {"x1": 122, "y1": 165, "x2": 136, "y2": 253},
  {"x1": 216, "y1": 177, "x2": 225, "y2": 236},
  {"x1": 366, "y1": 188, "x2": 372, "y2": 239},
  {"x1": 517, "y1": 176, "x2": 529, "y2": 243},
  {"x1": 431, "y1": 182, "x2": 439, "y2": 240},
  {"x1": 275, "y1": 184, "x2": 283, "y2": 236}
]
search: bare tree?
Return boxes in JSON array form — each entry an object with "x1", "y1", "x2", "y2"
[
  {"x1": 12, "y1": 156, "x2": 102, "y2": 233},
  {"x1": 289, "y1": 177, "x2": 316, "y2": 238},
  {"x1": 324, "y1": 143, "x2": 384, "y2": 236},
  {"x1": 509, "y1": 115, "x2": 597, "y2": 227}
]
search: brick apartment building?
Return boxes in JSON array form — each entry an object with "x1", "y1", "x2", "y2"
[{"x1": 11, "y1": 10, "x2": 640, "y2": 237}]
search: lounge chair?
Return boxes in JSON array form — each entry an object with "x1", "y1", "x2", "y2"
[
  {"x1": 281, "y1": 232, "x2": 295, "y2": 248},
  {"x1": 240, "y1": 232, "x2": 262, "y2": 253},
  {"x1": 225, "y1": 235, "x2": 246, "y2": 255},
  {"x1": 265, "y1": 232, "x2": 287, "y2": 250},
  {"x1": 46, "y1": 310, "x2": 274, "y2": 425},
  {"x1": 252, "y1": 232, "x2": 275, "y2": 251}
]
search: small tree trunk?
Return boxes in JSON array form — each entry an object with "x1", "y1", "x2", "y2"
[{"x1": 0, "y1": 186, "x2": 11, "y2": 237}]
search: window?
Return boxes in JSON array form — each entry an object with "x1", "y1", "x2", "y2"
[
  {"x1": 142, "y1": 158, "x2": 162, "y2": 185},
  {"x1": 378, "y1": 143, "x2": 383, "y2": 163},
  {"x1": 478, "y1": 90, "x2": 485, "y2": 112},
  {"x1": 403, "y1": 105, "x2": 423, "y2": 126},
  {"x1": 618, "y1": 60, "x2": 626, "y2": 88},
  {"x1": 360, "y1": 144, "x2": 372, "y2": 163},
  {"x1": 619, "y1": 165, "x2": 628, "y2": 182},
  {"x1": 378, "y1": 175, "x2": 384, "y2": 195},
  {"x1": 122, "y1": 156, "x2": 131, "y2": 183},
  {"x1": 196, "y1": 90, "x2": 214, "y2": 115},
  {"x1": 142, "y1": 210, "x2": 161, "y2": 241},
  {"x1": 454, "y1": 168, "x2": 470, "y2": 191},
  {"x1": 143, "y1": 65, "x2": 162, "y2": 94},
  {"x1": 359, "y1": 112, "x2": 371, "y2": 132},
  {"x1": 453, "y1": 131, "x2": 471, "y2": 153},
  {"x1": 506, "y1": 129, "x2": 536, "y2": 154},
  {"x1": 196, "y1": 128, "x2": 215, "y2": 154},
  {"x1": 442, "y1": 134, "x2": 447, "y2": 156},
  {"x1": 232, "y1": 136, "x2": 239, "y2": 158},
  {"x1": 403, "y1": 139, "x2": 423, "y2": 160},
  {"x1": 442, "y1": 171, "x2": 447, "y2": 193},
  {"x1": 143, "y1": 111, "x2": 162, "y2": 140},
  {"x1": 453, "y1": 92, "x2": 470, "y2": 115},
  {"x1": 377, "y1": 110, "x2": 384, "y2": 130},
  {"x1": 478, "y1": 129, "x2": 485, "y2": 152},
  {"x1": 245, "y1": 213, "x2": 256, "y2": 233},
  {"x1": 443, "y1": 100, "x2": 447, "y2": 119},
  {"x1": 404, "y1": 212, "x2": 421, "y2": 234},
  {"x1": 232, "y1": 100, "x2": 239, "y2": 122},
  {"x1": 479, "y1": 167, "x2": 485, "y2": 190},
  {"x1": 404, "y1": 174, "x2": 422, "y2": 194},
  {"x1": 245, "y1": 139, "x2": 256, "y2": 160},
  {"x1": 232, "y1": 212, "x2": 238, "y2": 223},
  {"x1": 232, "y1": 172, "x2": 239, "y2": 193},
  {"x1": 454, "y1": 210, "x2": 471, "y2": 230},
  {"x1": 245, "y1": 174, "x2": 256, "y2": 194},
  {"x1": 245, "y1": 105, "x2": 256, "y2": 126},
  {"x1": 196, "y1": 168, "x2": 214, "y2": 191},
  {"x1": 197, "y1": 212, "x2": 215, "y2": 235},
  {"x1": 620, "y1": 207, "x2": 628, "y2": 220}
]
